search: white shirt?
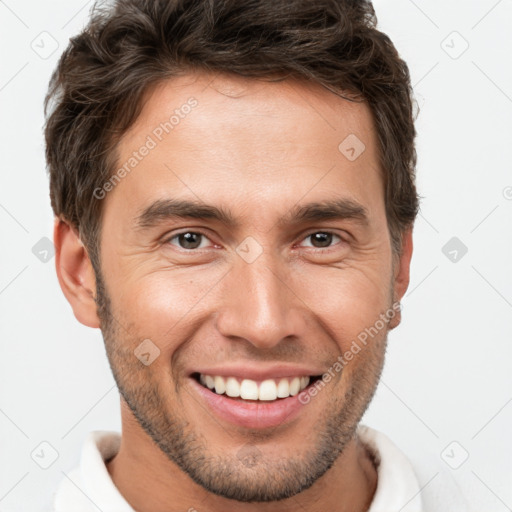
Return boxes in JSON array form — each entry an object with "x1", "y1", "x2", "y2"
[{"x1": 52, "y1": 424, "x2": 470, "y2": 511}]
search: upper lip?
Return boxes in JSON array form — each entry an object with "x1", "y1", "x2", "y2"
[{"x1": 190, "y1": 364, "x2": 324, "y2": 381}]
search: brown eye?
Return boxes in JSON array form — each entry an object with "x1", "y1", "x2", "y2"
[
  {"x1": 168, "y1": 232, "x2": 209, "y2": 250},
  {"x1": 301, "y1": 232, "x2": 341, "y2": 248}
]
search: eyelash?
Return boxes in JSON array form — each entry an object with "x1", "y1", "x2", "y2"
[{"x1": 164, "y1": 230, "x2": 345, "y2": 252}]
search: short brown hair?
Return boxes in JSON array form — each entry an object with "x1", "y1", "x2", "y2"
[{"x1": 45, "y1": 0, "x2": 419, "y2": 267}]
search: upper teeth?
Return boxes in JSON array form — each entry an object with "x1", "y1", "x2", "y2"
[{"x1": 199, "y1": 374, "x2": 311, "y2": 401}]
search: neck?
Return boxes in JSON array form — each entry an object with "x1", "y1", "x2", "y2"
[{"x1": 106, "y1": 404, "x2": 377, "y2": 512}]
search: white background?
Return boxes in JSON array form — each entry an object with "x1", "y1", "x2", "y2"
[{"x1": 1, "y1": 1, "x2": 511, "y2": 510}]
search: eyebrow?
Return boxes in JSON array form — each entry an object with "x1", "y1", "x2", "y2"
[
  {"x1": 280, "y1": 198, "x2": 369, "y2": 227},
  {"x1": 135, "y1": 197, "x2": 369, "y2": 230},
  {"x1": 136, "y1": 199, "x2": 236, "y2": 229}
]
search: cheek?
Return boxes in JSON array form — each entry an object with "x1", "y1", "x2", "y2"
[
  {"x1": 293, "y1": 263, "x2": 392, "y2": 351},
  {"x1": 107, "y1": 264, "x2": 227, "y2": 344}
]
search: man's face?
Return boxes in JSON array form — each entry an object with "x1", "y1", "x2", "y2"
[{"x1": 95, "y1": 72, "x2": 401, "y2": 502}]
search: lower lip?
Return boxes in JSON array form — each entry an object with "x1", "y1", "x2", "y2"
[{"x1": 190, "y1": 377, "x2": 309, "y2": 429}]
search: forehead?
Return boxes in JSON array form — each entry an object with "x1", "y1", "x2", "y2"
[
  {"x1": 110, "y1": 71, "x2": 383, "y2": 225},
  {"x1": 123, "y1": 71, "x2": 378, "y2": 157}
]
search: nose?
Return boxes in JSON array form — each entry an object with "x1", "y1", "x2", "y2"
[{"x1": 214, "y1": 252, "x2": 307, "y2": 350}]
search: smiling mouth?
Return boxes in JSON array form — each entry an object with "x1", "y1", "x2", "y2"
[{"x1": 192, "y1": 372, "x2": 322, "y2": 402}]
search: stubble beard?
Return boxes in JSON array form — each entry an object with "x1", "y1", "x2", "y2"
[{"x1": 94, "y1": 268, "x2": 388, "y2": 503}]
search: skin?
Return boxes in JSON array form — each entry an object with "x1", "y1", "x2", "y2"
[{"x1": 55, "y1": 71, "x2": 413, "y2": 512}]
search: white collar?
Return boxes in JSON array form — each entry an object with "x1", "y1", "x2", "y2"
[{"x1": 357, "y1": 424, "x2": 423, "y2": 512}]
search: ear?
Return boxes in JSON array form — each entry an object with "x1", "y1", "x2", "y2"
[
  {"x1": 54, "y1": 218, "x2": 100, "y2": 328},
  {"x1": 388, "y1": 227, "x2": 413, "y2": 330}
]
